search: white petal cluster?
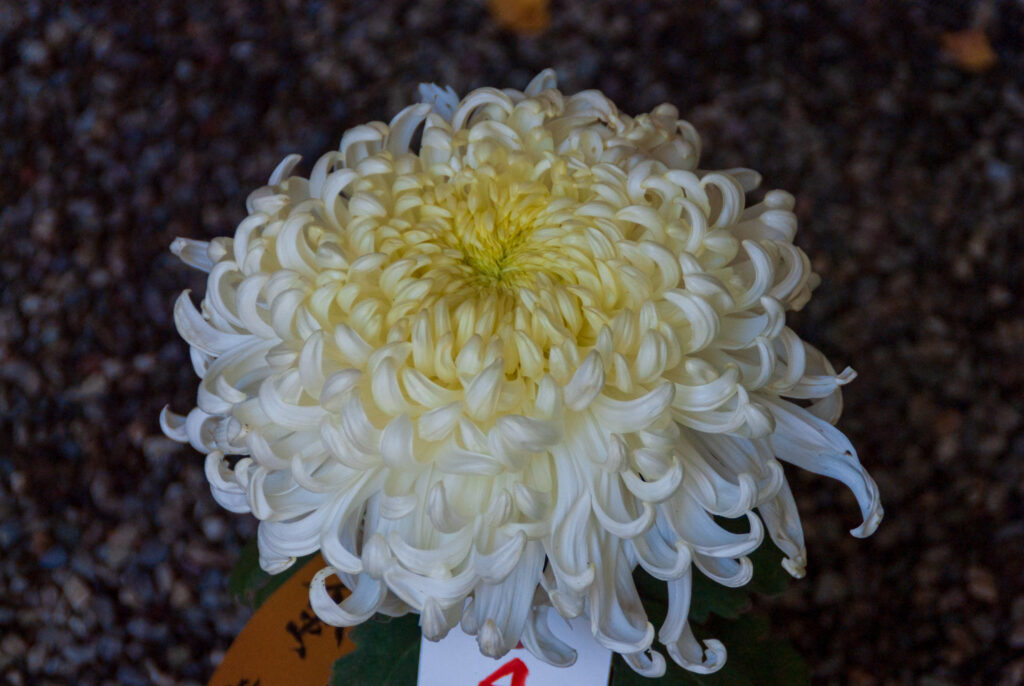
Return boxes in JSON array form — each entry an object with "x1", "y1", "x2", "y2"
[{"x1": 163, "y1": 70, "x2": 882, "y2": 676}]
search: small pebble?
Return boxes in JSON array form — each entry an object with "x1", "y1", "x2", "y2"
[
  {"x1": 61, "y1": 575, "x2": 91, "y2": 613},
  {"x1": 38, "y1": 546, "x2": 67, "y2": 569},
  {"x1": 966, "y1": 566, "x2": 999, "y2": 604}
]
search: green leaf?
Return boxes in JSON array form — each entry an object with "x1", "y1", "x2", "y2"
[
  {"x1": 687, "y1": 570, "x2": 752, "y2": 623},
  {"x1": 697, "y1": 612, "x2": 810, "y2": 686},
  {"x1": 227, "y1": 539, "x2": 316, "y2": 610},
  {"x1": 328, "y1": 613, "x2": 421, "y2": 686},
  {"x1": 608, "y1": 611, "x2": 809, "y2": 686},
  {"x1": 746, "y1": 537, "x2": 791, "y2": 597}
]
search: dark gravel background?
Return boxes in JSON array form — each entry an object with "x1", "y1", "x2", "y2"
[{"x1": 2, "y1": 1, "x2": 1022, "y2": 684}]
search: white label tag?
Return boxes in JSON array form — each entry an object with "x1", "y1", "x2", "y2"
[{"x1": 417, "y1": 615, "x2": 612, "y2": 686}]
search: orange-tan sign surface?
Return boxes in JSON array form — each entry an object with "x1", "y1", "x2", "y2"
[{"x1": 207, "y1": 555, "x2": 355, "y2": 686}]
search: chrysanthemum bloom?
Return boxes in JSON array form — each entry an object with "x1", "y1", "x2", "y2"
[{"x1": 163, "y1": 70, "x2": 882, "y2": 677}]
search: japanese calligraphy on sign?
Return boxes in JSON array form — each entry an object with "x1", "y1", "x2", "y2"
[{"x1": 207, "y1": 555, "x2": 356, "y2": 686}]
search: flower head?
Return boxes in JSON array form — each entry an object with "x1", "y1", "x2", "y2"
[{"x1": 163, "y1": 70, "x2": 882, "y2": 676}]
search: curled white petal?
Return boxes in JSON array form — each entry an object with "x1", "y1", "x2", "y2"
[
  {"x1": 521, "y1": 605, "x2": 577, "y2": 668},
  {"x1": 204, "y1": 451, "x2": 250, "y2": 514},
  {"x1": 765, "y1": 397, "x2": 883, "y2": 537},
  {"x1": 311, "y1": 567, "x2": 386, "y2": 626},
  {"x1": 170, "y1": 237, "x2": 215, "y2": 272},
  {"x1": 563, "y1": 351, "x2": 605, "y2": 412},
  {"x1": 160, "y1": 406, "x2": 189, "y2": 442},
  {"x1": 173, "y1": 291, "x2": 250, "y2": 356}
]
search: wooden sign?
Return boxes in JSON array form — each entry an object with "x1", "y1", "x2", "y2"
[{"x1": 207, "y1": 554, "x2": 356, "y2": 686}]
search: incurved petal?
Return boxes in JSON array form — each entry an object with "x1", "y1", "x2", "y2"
[
  {"x1": 764, "y1": 397, "x2": 883, "y2": 537},
  {"x1": 310, "y1": 567, "x2": 387, "y2": 626}
]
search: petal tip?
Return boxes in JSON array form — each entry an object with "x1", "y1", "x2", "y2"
[{"x1": 850, "y1": 502, "x2": 884, "y2": 539}]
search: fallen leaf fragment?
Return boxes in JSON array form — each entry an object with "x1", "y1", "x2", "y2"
[
  {"x1": 489, "y1": 0, "x2": 550, "y2": 35},
  {"x1": 941, "y1": 29, "x2": 997, "y2": 73}
]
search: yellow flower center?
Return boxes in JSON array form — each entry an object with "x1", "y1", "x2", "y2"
[
  {"x1": 408, "y1": 151, "x2": 584, "y2": 298},
  {"x1": 454, "y1": 183, "x2": 542, "y2": 287}
]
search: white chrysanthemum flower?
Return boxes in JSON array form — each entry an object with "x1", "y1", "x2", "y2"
[{"x1": 162, "y1": 70, "x2": 882, "y2": 677}]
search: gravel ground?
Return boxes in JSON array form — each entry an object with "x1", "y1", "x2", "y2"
[{"x1": 2, "y1": 1, "x2": 1022, "y2": 684}]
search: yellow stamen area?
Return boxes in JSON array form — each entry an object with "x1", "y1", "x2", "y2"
[
  {"x1": 415, "y1": 152, "x2": 582, "y2": 297},
  {"x1": 454, "y1": 178, "x2": 545, "y2": 288}
]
